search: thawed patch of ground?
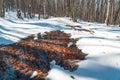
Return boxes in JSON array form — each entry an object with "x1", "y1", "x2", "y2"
[
  {"x1": 0, "y1": 17, "x2": 120, "y2": 80},
  {"x1": 0, "y1": 30, "x2": 87, "y2": 80}
]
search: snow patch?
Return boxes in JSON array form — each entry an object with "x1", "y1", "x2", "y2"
[
  {"x1": 30, "y1": 71, "x2": 38, "y2": 78},
  {"x1": 67, "y1": 42, "x2": 73, "y2": 47}
]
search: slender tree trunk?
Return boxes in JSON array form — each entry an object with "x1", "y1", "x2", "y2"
[
  {"x1": 43, "y1": 0, "x2": 46, "y2": 18},
  {"x1": 0, "y1": 0, "x2": 4, "y2": 17},
  {"x1": 105, "y1": 0, "x2": 111, "y2": 25},
  {"x1": 114, "y1": 0, "x2": 120, "y2": 24}
]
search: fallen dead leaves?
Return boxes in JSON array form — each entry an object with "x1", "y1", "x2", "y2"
[{"x1": 0, "y1": 30, "x2": 87, "y2": 80}]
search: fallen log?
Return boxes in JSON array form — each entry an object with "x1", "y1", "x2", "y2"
[{"x1": 66, "y1": 25, "x2": 95, "y2": 34}]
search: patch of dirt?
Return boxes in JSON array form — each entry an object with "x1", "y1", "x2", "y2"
[{"x1": 0, "y1": 30, "x2": 87, "y2": 80}]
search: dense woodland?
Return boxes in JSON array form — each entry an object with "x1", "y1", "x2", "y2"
[{"x1": 0, "y1": 0, "x2": 120, "y2": 25}]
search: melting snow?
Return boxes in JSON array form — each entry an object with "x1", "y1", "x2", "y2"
[
  {"x1": 0, "y1": 12, "x2": 120, "y2": 80},
  {"x1": 30, "y1": 71, "x2": 38, "y2": 78},
  {"x1": 68, "y1": 42, "x2": 73, "y2": 47}
]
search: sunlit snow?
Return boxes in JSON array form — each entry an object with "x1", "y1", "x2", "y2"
[{"x1": 0, "y1": 11, "x2": 120, "y2": 80}]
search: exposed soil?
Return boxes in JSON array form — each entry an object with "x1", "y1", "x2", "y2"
[{"x1": 0, "y1": 30, "x2": 87, "y2": 80}]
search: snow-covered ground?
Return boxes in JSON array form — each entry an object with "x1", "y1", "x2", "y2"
[{"x1": 0, "y1": 13, "x2": 120, "y2": 80}]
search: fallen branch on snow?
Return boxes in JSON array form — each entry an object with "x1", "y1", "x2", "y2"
[{"x1": 66, "y1": 25, "x2": 95, "y2": 34}]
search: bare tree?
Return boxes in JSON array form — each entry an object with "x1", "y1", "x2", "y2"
[
  {"x1": 114, "y1": 0, "x2": 120, "y2": 25},
  {"x1": 105, "y1": 0, "x2": 111, "y2": 25},
  {"x1": 1, "y1": 0, "x2": 120, "y2": 25},
  {"x1": 0, "y1": 0, "x2": 4, "y2": 17}
]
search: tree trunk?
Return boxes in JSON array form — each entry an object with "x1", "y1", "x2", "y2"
[
  {"x1": 114, "y1": 0, "x2": 120, "y2": 24},
  {"x1": 43, "y1": 0, "x2": 47, "y2": 18},
  {"x1": 0, "y1": 0, "x2": 4, "y2": 17},
  {"x1": 105, "y1": 0, "x2": 111, "y2": 25}
]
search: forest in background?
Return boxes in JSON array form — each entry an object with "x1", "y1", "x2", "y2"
[{"x1": 0, "y1": 0, "x2": 120, "y2": 25}]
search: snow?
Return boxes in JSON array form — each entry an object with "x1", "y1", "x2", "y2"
[
  {"x1": 30, "y1": 71, "x2": 38, "y2": 78},
  {"x1": 34, "y1": 34, "x2": 38, "y2": 40},
  {"x1": 68, "y1": 42, "x2": 73, "y2": 47},
  {"x1": 0, "y1": 12, "x2": 120, "y2": 80}
]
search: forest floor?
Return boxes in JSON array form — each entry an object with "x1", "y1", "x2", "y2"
[{"x1": 0, "y1": 12, "x2": 120, "y2": 80}]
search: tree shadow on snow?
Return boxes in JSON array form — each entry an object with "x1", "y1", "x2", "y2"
[
  {"x1": 50, "y1": 60, "x2": 120, "y2": 80},
  {"x1": 0, "y1": 37, "x2": 13, "y2": 45},
  {"x1": 3, "y1": 19, "x2": 73, "y2": 32},
  {"x1": 27, "y1": 22, "x2": 72, "y2": 30},
  {"x1": 74, "y1": 64, "x2": 120, "y2": 80}
]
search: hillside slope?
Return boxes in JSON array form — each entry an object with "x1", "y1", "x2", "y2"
[{"x1": 0, "y1": 16, "x2": 120, "y2": 80}]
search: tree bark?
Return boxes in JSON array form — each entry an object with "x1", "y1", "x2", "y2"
[
  {"x1": 0, "y1": 0, "x2": 4, "y2": 17},
  {"x1": 105, "y1": 0, "x2": 111, "y2": 25}
]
